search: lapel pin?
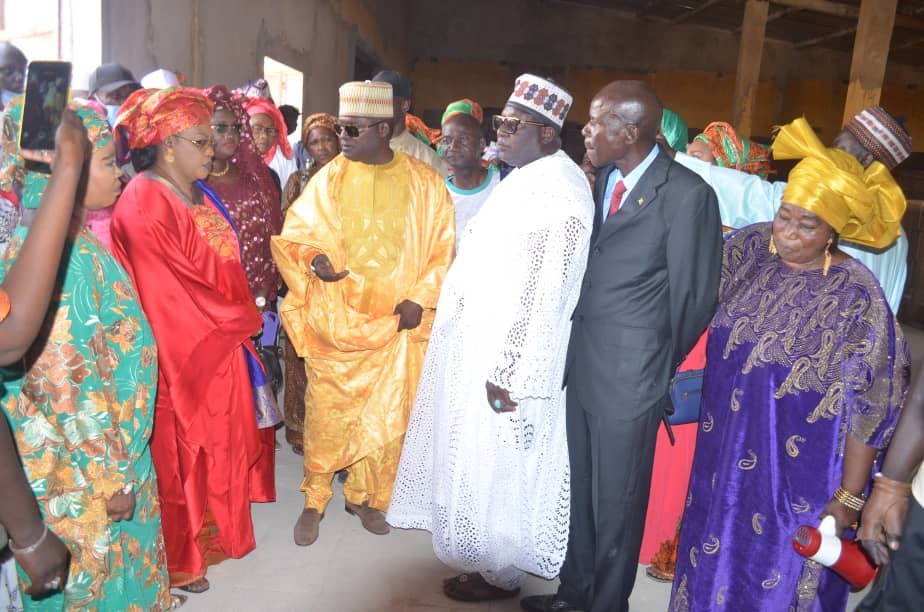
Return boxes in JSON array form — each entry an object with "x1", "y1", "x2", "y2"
[{"x1": 637, "y1": 198, "x2": 645, "y2": 206}]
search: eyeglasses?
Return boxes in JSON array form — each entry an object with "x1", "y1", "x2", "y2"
[
  {"x1": 251, "y1": 126, "x2": 279, "y2": 137},
  {"x1": 440, "y1": 135, "x2": 475, "y2": 148},
  {"x1": 211, "y1": 123, "x2": 242, "y2": 135},
  {"x1": 173, "y1": 135, "x2": 214, "y2": 150},
  {"x1": 492, "y1": 115, "x2": 548, "y2": 135},
  {"x1": 334, "y1": 120, "x2": 387, "y2": 138}
]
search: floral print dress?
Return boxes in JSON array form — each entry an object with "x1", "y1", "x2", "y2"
[{"x1": 1, "y1": 227, "x2": 170, "y2": 611}]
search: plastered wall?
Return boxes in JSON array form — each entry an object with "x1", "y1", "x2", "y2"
[{"x1": 101, "y1": 0, "x2": 406, "y2": 116}]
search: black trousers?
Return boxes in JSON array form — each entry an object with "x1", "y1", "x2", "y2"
[
  {"x1": 856, "y1": 494, "x2": 924, "y2": 612},
  {"x1": 557, "y1": 384, "x2": 662, "y2": 612}
]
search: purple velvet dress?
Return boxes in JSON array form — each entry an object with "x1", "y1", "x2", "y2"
[{"x1": 670, "y1": 223, "x2": 909, "y2": 612}]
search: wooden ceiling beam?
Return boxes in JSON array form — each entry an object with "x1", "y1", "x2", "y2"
[
  {"x1": 669, "y1": 0, "x2": 725, "y2": 25},
  {"x1": 771, "y1": 0, "x2": 924, "y2": 31},
  {"x1": 736, "y1": 6, "x2": 799, "y2": 32},
  {"x1": 770, "y1": 0, "x2": 858, "y2": 19},
  {"x1": 794, "y1": 24, "x2": 856, "y2": 48}
]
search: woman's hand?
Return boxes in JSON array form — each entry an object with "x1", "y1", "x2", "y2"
[
  {"x1": 819, "y1": 497, "x2": 860, "y2": 537},
  {"x1": 20, "y1": 108, "x2": 90, "y2": 171},
  {"x1": 106, "y1": 489, "x2": 136, "y2": 522},
  {"x1": 12, "y1": 526, "x2": 71, "y2": 596}
]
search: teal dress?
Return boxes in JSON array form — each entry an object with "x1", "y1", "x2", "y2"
[{"x1": 1, "y1": 226, "x2": 170, "y2": 611}]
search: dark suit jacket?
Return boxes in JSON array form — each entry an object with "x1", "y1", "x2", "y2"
[{"x1": 564, "y1": 148, "x2": 722, "y2": 419}]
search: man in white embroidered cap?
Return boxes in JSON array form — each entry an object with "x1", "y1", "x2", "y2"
[
  {"x1": 387, "y1": 74, "x2": 594, "y2": 603},
  {"x1": 272, "y1": 80, "x2": 455, "y2": 547}
]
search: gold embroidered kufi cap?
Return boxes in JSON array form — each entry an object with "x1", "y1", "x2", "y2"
[
  {"x1": 773, "y1": 117, "x2": 906, "y2": 249},
  {"x1": 338, "y1": 81, "x2": 393, "y2": 118}
]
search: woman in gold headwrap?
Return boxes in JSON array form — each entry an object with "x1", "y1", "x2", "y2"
[
  {"x1": 281, "y1": 113, "x2": 339, "y2": 213},
  {"x1": 669, "y1": 118, "x2": 909, "y2": 612}
]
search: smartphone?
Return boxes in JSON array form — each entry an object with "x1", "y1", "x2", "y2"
[{"x1": 18, "y1": 61, "x2": 72, "y2": 151}]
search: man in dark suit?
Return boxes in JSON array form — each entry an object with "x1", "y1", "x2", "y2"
[{"x1": 521, "y1": 81, "x2": 722, "y2": 612}]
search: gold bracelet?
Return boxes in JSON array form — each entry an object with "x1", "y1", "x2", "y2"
[{"x1": 833, "y1": 486, "x2": 866, "y2": 512}]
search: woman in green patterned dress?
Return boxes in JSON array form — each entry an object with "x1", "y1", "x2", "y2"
[{"x1": 0, "y1": 100, "x2": 173, "y2": 611}]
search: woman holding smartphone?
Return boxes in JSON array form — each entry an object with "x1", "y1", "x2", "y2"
[{"x1": 0, "y1": 100, "x2": 172, "y2": 610}]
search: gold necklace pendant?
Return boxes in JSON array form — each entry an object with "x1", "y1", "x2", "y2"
[{"x1": 210, "y1": 160, "x2": 230, "y2": 177}]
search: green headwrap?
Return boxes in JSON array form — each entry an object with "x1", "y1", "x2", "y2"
[
  {"x1": 0, "y1": 98, "x2": 112, "y2": 209},
  {"x1": 660, "y1": 108, "x2": 689, "y2": 152}
]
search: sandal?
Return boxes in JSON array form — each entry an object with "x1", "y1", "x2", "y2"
[
  {"x1": 177, "y1": 577, "x2": 210, "y2": 593},
  {"x1": 168, "y1": 594, "x2": 188, "y2": 609},
  {"x1": 646, "y1": 534, "x2": 679, "y2": 583},
  {"x1": 442, "y1": 572, "x2": 520, "y2": 602}
]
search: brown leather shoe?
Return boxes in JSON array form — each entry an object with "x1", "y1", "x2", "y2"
[
  {"x1": 293, "y1": 508, "x2": 323, "y2": 546},
  {"x1": 345, "y1": 501, "x2": 390, "y2": 535}
]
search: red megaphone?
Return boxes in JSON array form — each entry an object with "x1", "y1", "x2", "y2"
[{"x1": 792, "y1": 516, "x2": 877, "y2": 589}]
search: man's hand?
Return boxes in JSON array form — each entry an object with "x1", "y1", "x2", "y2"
[
  {"x1": 12, "y1": 526, "x2": 70, "y2": 596},
  {"x1": 858, "y1": 474, "x2": 913, "y2": 566},
  {"x1": 394, "y1": 300, "x2": 423, "y2": 331},
  {"x1": 311, "y1": 254, "x2": 349, "y2": 282},
  {"x1": 486, "y1": 381, "x2": 518, "y2": 413},
  {"x1": 106, "y1": 489, "x2": 136, "y2": 522}
]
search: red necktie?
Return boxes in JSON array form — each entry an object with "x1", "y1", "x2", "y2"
[{"x1": 607, "y1": 180, "x2": 627, "y2": 217}]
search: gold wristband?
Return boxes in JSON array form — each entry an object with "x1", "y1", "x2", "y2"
[{"x1": 834, "y1": 486, "x2": 866, "y2": 512}]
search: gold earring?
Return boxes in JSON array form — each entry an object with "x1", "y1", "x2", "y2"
[
  {"x1": 822, "y1": 237, "x2": 833, "y2": 276},
  {"x1": 768, "y1": 235, "x2": 777, "y2": 255},
  {"x1": 165, "y1": 149, "x2": 175, "y2": 164}
]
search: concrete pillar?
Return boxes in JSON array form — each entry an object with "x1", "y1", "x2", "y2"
[
  {"x1": 732, "y1": 0, "x2": 769, "y2": 135},
  {"x1": 842, "y1": 0, "x2": 897, "y2": 124}
]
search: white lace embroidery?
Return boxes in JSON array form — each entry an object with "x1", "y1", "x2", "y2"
[{"x1": 388, "y1": 151, "x2": 593, "y2": 582}]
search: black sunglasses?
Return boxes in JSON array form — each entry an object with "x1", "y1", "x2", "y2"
[
  {"x1": 334, "y1": 119, "x2": 388, "y2": 138},
  {"x1": 492, "y1": 114, "x2": 548, "y2": 135}
]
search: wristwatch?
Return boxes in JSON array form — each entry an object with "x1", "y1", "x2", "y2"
[{"x1": 255, "y1": 296, "x2": 267, "y2": 308}]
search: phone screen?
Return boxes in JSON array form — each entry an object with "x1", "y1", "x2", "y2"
[{"x1": 18, "y1": 61, "x2": 72, "y2": 151}]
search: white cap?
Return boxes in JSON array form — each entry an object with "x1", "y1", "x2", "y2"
[{"x1": 140, "y1": 69, "x2": 181, "y2": 89}]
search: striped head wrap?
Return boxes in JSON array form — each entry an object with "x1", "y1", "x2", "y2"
[{"x1": 843, "y1": 106, "x2": 912, "y2": 170}]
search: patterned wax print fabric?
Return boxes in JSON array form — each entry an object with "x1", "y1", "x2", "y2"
[
  {"x1": 115, "y1": 87, "x2": 213, "y2": 149},
  {"x1": 387, "y1": 150, "x2": 594, "y2": 590},
  {"x1": 1, "y1": 227, "x2": 170, "y2": 611},
  {"x1": 271, "y1": 151, "x2": 455, "y2": 512},
  {"x1": 670, "y1": 223, "x2": 909, "y2": 612},
  {"x1": 694, "y1": 121, "x2": 773, "y2": 179},
  {"x1": 110, "y1": 173, "x2": 272, "y2": 587}
]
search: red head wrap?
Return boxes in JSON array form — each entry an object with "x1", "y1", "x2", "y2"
[
  {"x1": 115, "y1": 86, "x2": 214, "y2": 149},
  {"x1": 243, "y1": 97, "x2": 293, "y2": 163}
]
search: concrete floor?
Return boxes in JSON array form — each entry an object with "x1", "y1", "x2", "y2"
[{"x1": 179, "y1": 326, "x2": 924, "y2": 612}]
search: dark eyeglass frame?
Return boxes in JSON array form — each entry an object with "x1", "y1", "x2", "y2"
[
  {"x1": 492, "y1": 114, "x2": 548, "y2": 135},
  {"x1": 210, "y1": 123, "x2": 242, "y2": 135},
  {"x1": 250, "y1": 126, "x2": 279, "y2": 137},
  {"x1": 173, "y1": 134, "x2": 214, "y2": 150},
  {"x1": 334, "y1": 119, "x2": 388, "y2": 138}
]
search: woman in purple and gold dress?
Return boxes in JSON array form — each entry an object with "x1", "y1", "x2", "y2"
[{"x1": 670, "y1": 118, "x2": 909, "y2": 612}]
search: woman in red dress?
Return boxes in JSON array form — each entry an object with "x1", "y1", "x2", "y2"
[{"x1": 111, "y1": 87, "x2": 276, "y2": 595}]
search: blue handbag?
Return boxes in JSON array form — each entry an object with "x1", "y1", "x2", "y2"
[{"x1": 668, "y1": 368, "x2": 704, "y2": 425}]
